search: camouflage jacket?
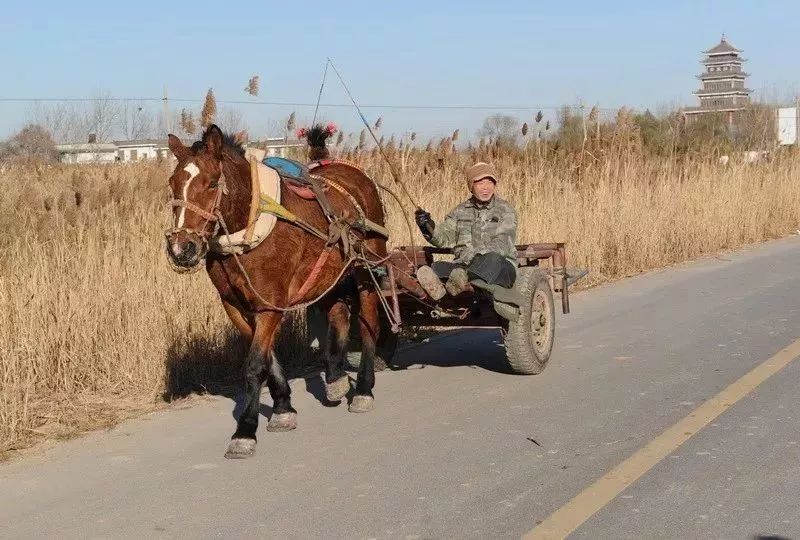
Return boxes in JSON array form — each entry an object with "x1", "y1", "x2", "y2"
[{"x1": 430, "y1": 196, "x2": 518, "y2": 265}]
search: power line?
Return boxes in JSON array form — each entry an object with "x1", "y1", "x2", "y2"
[{"x1": 0, "y1": 96, "x2": 627, "y2": 112}]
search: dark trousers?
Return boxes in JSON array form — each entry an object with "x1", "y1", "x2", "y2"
[{"x1": 431, "y1": 252, "x2": 516, "y2": 289}]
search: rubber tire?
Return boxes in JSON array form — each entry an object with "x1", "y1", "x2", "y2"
[{"x1": 503, "y1": 268, "x2": 555, "y2": 375}]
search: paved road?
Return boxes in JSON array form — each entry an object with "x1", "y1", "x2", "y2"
[{"x1": 4, "y1": 237, "x2": 800, "y2": 539}]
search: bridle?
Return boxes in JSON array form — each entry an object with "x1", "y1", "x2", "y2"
[{"x1": 164, "y1": 160, "x2": 228, "y2": 271}]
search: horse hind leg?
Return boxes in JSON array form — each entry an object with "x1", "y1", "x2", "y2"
[
  {"x1": 349, "y1": 268, "x2": 379, "y2": 413},
  {"x1": 322, "y1": 297, "x2": 352, "y2": 402}
]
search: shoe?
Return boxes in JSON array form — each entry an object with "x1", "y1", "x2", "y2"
[
  {"x1": 493, "y1": 300, "x2": 520, "y2": 322},
  {"x1": 445, "y1": 267, "x2": 470, "y2": 296},
  {"x1": 416, "y1": 265, "x2": 446, "y2": 301}
]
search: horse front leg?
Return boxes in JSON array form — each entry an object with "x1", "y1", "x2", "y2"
[
  {"x1": 350, "y1": 269, "x2": 379, "y2": 413},
  {"x1": 225, "y1": 311, "x2": 283, "y2": 459},
  {"x1": 221, "y1": 299, "x2": 254, "y2": 343}
]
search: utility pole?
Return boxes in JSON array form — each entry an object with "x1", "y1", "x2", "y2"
[{"x1": 162, "y1": 85, "x2": 170, "y2": 135}]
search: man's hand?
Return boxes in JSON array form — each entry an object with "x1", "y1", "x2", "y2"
[{"x1": 415, "y1": 208, "x2": 436, "y2": 241}]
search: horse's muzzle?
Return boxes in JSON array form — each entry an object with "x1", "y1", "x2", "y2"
[{"x1": 165, "y1": 230, "x2": 208, "y2": 270}]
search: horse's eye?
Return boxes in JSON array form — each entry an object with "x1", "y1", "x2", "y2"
[{"x1": 209, "y1": 180, "x2": 219, "y2": 189}]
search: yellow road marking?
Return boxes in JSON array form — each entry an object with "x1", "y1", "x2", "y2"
[{"x1": 525, "y1": 337, "x2": 800, "y2": 540}]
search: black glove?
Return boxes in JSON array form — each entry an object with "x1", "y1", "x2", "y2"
[{"x1": 414, "y1": 209, "x2": 436, "y2": 241}]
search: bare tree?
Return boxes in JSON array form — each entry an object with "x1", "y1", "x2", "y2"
[
  {"x1": 28, "y1": 95, "x2": 119, "y2": 143},
  {"x1": 261, "y1": 118, "x2": 283, "y2": 139},
  {"x1": 28, "y1": 101, "x2": 82, "y2": 142},
  {"x1": 119, "y1": 101, "x2": 154, "y2": 140},
  {"x1": 478, "y1": 114, "x2": 520, "y2": 148},
  {"x1": 83, "y1": 92, "x2": 122, "y2": 142},
  {"x1": 216, "y1": 106, "x2": 247, "y2": 134},
  {"x1": 733, "y1": 103, "x2": 777, "y2": 149},
  {"x1": 178, "y1": 109, "x2": 198, "y2": 135},
  {"x1": 0, "y1": 124, "x2": 58, "y2": 163}
]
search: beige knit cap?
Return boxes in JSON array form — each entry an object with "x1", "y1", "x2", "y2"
[{"x1": 465, "y1": 162, "x2": 498, "y2": 190}]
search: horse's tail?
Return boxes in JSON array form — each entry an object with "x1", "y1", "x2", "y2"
[{"x1": 306, "y1": 124, "x2": 336, "y2": 161}]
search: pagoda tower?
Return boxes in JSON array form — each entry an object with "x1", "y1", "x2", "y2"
[{"x1": 684, "y1": 35, "x2": 752, "y2": 123}]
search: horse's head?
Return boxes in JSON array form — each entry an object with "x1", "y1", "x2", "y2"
[{"x1": 165, "y1": 125, "x2": 228, "y2": 270}]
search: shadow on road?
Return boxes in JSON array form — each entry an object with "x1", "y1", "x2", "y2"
[
  {"x1": 163, "y1": 329, "x2": 246, "y2": 402},
  {"x1": 391, "y1": 328, "x2": 514, "y2": 375},
  {"x1": 162, "y1": 320, "x2": 512, "y2": 422},
  {"x1": 162, "y1": 315, "x2": 324, "y2": 409}
]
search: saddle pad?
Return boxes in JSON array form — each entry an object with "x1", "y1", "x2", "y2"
[
  {"x1": 209, "y1": 160, "x2": 281, "y2": 255},
  {"x1": 285, "y1": 183, "x2": 317, "y2": 200},
  {"x1": 264, "y1": 156, "x2": 310, "y2": 184},
  {"x1": 245, "y1": 147, "x2": 266, "y2": 162}
]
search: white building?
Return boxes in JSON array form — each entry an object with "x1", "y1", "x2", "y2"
[
  {"x1": 777, "y1": 107, "x2": 798, "y2": 146},
  {"x1": 113, "y1": 139, "x2": 170, "y2": 161},
  {"x1": 56, "y1": 136, "x2": 305, "y2": 164},
  {"x1": 263, "y1": 138, "x2": 305, "y2": 158},
  {"x1": 55, "y1": 137, "x2": 170, "y2": 164},
  {"x1": 56, "y1": 142, "x2": 118, "y2": 164}
]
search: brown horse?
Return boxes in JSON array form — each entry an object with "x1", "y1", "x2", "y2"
[{"x1": 165, "y1": 125, "x2": 387, "y2": 459}]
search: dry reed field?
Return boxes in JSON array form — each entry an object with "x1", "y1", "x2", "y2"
[{"x1": 1, "y1": 144, "x2": 799, "y2": 457}]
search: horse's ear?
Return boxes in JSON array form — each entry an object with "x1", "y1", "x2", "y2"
[
  {"x1": 167, "y1": 134, "x2": 190, "y2": 161},
  {"x1": 202, "y1": 124, "x2": 224, "y2": 159}
]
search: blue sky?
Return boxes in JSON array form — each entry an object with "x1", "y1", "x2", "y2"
[{"x1": 1, "y1": 0, "x2": 798, "y2": 140}]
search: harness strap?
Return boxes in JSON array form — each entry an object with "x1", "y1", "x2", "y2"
[
  {"x1": 325, "y1": 177, "x2": 366, "y2": 221},
  {"x1": 170, "y1": 199, "x2": 218, "y2": 222},
  {"x1": 325, "y1": 178, "x2": 389, "y2": 239},
  {"x1": 289, "y1": 245, "x2": 335, "y2": 304},
  {"x1": 308, "y1": 176, "x2": 337, "y2": 223},
  {"x1": 243, "y1": 157, "x2": 262, "y2": 243},
  {"x1": 259, "y1": 193, "x2": 332, "y2": 242}
]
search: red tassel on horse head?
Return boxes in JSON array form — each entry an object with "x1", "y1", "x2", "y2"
[{"x1": 305, "y1": 123, "x2": 337, "y2": 161}]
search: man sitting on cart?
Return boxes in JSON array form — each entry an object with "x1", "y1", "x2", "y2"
[{"x1": 414, "y1": 162, "x2": 517, "y2": 300}]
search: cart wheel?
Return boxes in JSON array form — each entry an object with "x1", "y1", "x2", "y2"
[
  {"x1": 504, "y1": 268, "x2": 555, "y2": 375},
  {"x1": 346, "y1": 308, "x2": 397, "y2": 372}
]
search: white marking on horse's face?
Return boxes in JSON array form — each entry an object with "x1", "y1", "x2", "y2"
[{"x1": 177, "y1": 162, "x2": 200, "y2": 228}]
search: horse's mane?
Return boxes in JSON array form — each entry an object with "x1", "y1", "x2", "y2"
[{"x1": 190, "y1": 130, "x2": 246, "y2": 159}]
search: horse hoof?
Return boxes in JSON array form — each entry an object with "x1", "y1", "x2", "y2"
[
  {"x1": 348, "y1": 395, "x2": 374, "y2": 413},
  {"x1": 267, "y1": 412, "x2": 298, "y2": 432},
  {"x1": 325, "y1": 376, "x2": 351, "y2": 401},
  {"x1": 224, "y1": 438, "x2": 256, "y2": 459}
]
